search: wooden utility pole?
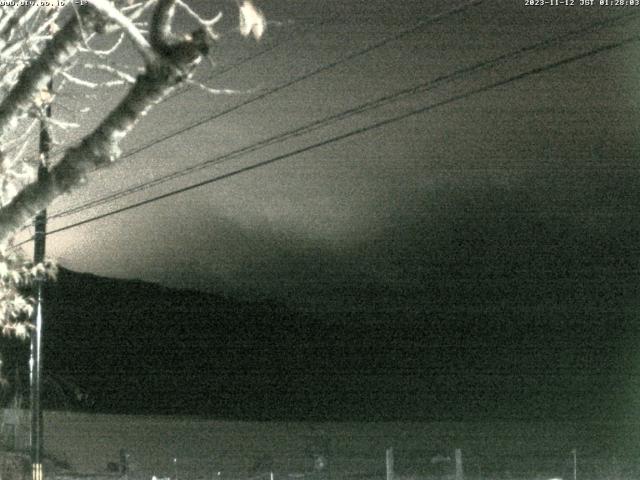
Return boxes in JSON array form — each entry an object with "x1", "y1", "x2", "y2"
[{"x1": 30, "y1": 80, "x2": 51, "y2": 480}]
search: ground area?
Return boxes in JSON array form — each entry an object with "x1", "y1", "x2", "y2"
[{"x1": 1, "y1": 411, "x2": 637, "y2": 480}]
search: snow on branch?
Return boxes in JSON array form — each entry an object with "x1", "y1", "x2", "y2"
[
  {"x1": 79, "y1": 31, "x2": 125, "y2": 56},
  {"x1": 85, "y1": 0, "x2": 155, "y2": 63},
  {"x1": 186, "y1": 79, "x2": 249, "y2": 95},
  {"x1": 0, "y1": 0, "x2": 267, "y2": 243},
  {"x1": 0, "y1": 0, "x2": 218, "y2": 243},
  {"x1": 0, "y1": 8, "x2": 61, "y2": 60},
  {"x1": 0, "y1": 5, "x2": 34, "y2": 48},
  {"x1": 175, "y1": 0, "x2": 221, "y2": 41},
  {"x1": 80, "y1": 62, "x2": 136, "y2": 84},
  {"x1": 0, "y1": 7, "x2": 106, "y2": 163},
  {"x1": 238, "y1": 0, "x2": 265, "y2": 40}
]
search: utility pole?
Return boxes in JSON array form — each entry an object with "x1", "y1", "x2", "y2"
[{"x1": 30, "y1": 80, "x2": 51, "y2": 480}]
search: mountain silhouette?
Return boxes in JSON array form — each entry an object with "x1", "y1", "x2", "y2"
[
  {"x1": 0, "y1": 268, "x2": 633, "y2": 422},
  {"x1": 1, "y1": 267, "x2": 306, "y2": 419}
]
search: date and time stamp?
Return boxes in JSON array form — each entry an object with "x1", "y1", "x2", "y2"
[
  {"x1": 3, "y1": 0, "x2": 637, "y2": 7},
  {"x1": 526, "y1": 0, "x2": 640, "y2": 6},
  {"x1": 0, "y1": 0, "x2": 87, "y2": 6}
]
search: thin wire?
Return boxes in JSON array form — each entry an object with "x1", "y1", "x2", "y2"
[
  {"x1": 14, "y1": 0, "x2": 487, "y2": 236},
  {"x1": 69, "y1": 0, "x2": 487, "y2": 164},
  {"x1": 14, "y1": 13, "x2": 314, "y2": 167},
  {"x1": 16, "y1": 33, "x2": 638, "y2": 245},
  {"x1": 135, "y1": 12, "x2": 335, "y2": 108},
  {"x1": 44, "y1": 10, "x2": 640, "y2": 222},
  {"x1": 163, "y1": 30, "x2": 291, "y2": 102},
  {"x1": 16, "y1": 0, "x2": 482, "y2": 169}
]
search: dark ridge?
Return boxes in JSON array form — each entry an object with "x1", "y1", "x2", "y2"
[{"x1": 0, "y1": 267, "x2": 635, "y2": 422}]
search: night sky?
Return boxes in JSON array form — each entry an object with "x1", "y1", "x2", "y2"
[{"x1": 10, "y1": 1, "x2": 640, "y2": 421}]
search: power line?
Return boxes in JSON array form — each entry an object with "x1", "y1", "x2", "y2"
[
  {"x1": 17, "y1": 32, "x2": 638, "y2": 245},
  {"x1": 116, "y1": 13, "x2": 330, "y2": 132},
  {"x1": 16, "y1": 14, "x2": 312, "y2": 167},
  {"x1": 15, "y1": 0, "x2": 487, "y2": 238},
  {"x1": 44, "y1": 11, "x2": 640, "y2": 223},
  {"x1": 162, "y1": 29, "x2": 292, "y2": 102},
  {"x1": 16, "y1": 0, "x2": 484, "y2": 212},
  {"x1": 64, "y1": 0, "x2": 487, "y2": 168}
]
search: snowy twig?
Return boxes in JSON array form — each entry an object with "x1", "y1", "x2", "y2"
[
  {"x1": 0, "y1": 8, "x2": 106, "y2": 163},
  {"x1": 175, "y1": 0, "x2": 221, "y2": 41},
  {"x1": 82, "y1": 62, "x2": 136, "y2": 84},
  {"x1": 186, "y1": 79, "x2": 250, "y2": 95},
  {"x1": 86, "y1": 0, "x2": 155, "y2": 63},
  {"x1": 79, "y1": 31, "x2": 125, "y2": 56},
  {"x1": 59, "y1": 70, "x2": 100, "y2": 89},
  {"x1": 48, "y1": 118, "x2": 80, "y2": 130}
]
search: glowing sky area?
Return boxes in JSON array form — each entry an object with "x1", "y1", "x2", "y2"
[{"x1": 13, "y1": 0, "x2": 640, "y2": 322}]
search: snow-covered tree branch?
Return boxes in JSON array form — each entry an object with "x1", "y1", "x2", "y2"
[{"x1": 0, "y1": 0, "x2": 265, "y2": 355}]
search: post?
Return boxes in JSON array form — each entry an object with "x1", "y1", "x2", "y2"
[
  {"x1": 455, "y1": 449, "x2": 464, "y2": 480},
  {"x1": 120, "y1": 449, "x2": 129, "y2": 476},
  {"x1": 572, "y1": 449, "x2": 577, "y2": 480},
  {"x1": 386, "y1": 448, "x2": 394, "y2": 480},
  {"x1": 30, "y1": 79, "x2": 51, "y2": 480}
]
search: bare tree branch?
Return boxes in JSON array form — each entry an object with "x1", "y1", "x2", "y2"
[
  {"x1": 0, "y1": 0, "x2": 212, "y2": 245},
  {"x1": 86, "y1": 0, "x2": 156, "y2": 63},
  {"x1": 0, "y1": 0, "x2": 266, "y2": 338},
  {"x1": 0, "y1": 5, "x2": 31, "y2": 48},
  {"x1": 0, "y1": 7, "x2": 106, "y2": 163}
]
